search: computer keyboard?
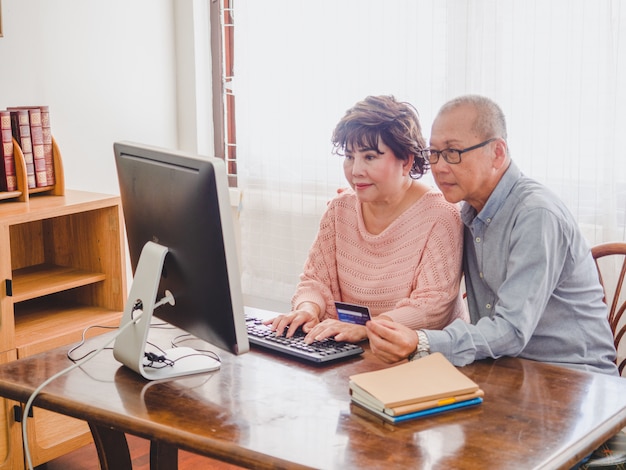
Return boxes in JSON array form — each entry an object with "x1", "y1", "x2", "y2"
[{"x1": 245, "y1": 315, "x2": 364, "y2": 363}]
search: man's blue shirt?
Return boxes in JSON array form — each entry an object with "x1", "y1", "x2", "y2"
[{"x1": 426, "y1": 161, "x2": 618, "y2": 375}]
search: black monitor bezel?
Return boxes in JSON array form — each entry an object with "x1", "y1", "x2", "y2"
[{"x1": 113, "y1": 141, "x2": 249, "y2": 357}]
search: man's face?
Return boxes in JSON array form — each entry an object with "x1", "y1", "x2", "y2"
[{"x1": 429, "y1": 105, "x2": 498, "y2": 212}]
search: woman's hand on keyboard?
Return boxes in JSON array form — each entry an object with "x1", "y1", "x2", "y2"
[
  {"x1": 263, "y1": 302, "x2": 320, "y2": 338},
  {"x1": 304, "y1": 319, "x2": 367, "y2": 344}
]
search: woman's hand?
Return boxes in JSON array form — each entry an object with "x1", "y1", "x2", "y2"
[
  {"x1": 304, "y1": 319, "x2": 367, "y2": 344},
  {"x1": 366, "y1": 318, "x2": 418, "y2": 363},
  {"x1": 263, "y1": 302, "x2": 320, "y2": 338}
]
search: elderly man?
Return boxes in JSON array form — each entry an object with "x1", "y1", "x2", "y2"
[{"x1": 366, "y1": 94, "x2": 618, "y2": 376}]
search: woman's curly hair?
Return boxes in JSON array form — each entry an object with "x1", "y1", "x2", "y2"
[{"x1": 331, "y1": 95, "x2": 428, "y2": 179}]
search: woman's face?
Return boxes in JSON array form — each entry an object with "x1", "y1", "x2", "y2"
[{"x1": 342, "y1": 138, "x2": 411, "y2": 204}]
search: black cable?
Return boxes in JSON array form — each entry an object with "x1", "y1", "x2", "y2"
[
  {"x1": 68, "y1": 311, "x2": 222, "y2": 370},
  {"x1": 67, "y1": 325, "x2": 118, "y2": 362}
]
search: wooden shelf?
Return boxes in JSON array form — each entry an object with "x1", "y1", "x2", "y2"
[
  {"x1": 0, "y1": 191, "x2": 22, "y2": 202},
  {"x1": 14, "y1": 297, "x2": 122, "y2": 358},
  {"x1": 1, "y1": 136, "x2": 65, "y2": 203},
  {"x1": 11, "y1": 264, "x2": 106, "y2": 302},
  {"x1": 0, "y1": 190, "x2": 127, "y2": 468}
]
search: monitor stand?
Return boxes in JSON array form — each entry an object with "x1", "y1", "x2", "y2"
[{"x1": 113, "y1": 241, "x2": 221, "y2": 380}]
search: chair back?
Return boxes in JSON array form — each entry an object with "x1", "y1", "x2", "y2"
[{"x1": 592, "y1": 242, "x2": 626, "y2": 376}]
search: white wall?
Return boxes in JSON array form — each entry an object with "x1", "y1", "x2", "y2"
[{"x1": 0, "y1": 0, "x2": 211, "y2": 195}]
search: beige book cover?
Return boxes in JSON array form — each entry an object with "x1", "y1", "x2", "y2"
[{"x1": 349, "y1": 352, "x2": 480, "y2": 409}]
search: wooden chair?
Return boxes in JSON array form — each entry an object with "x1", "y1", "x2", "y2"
[
  {"x1": 591, "y1": 242, "x2": 626, "y2": 376},
  {"x1": 575, "y1": 242, "x2": 626, "y2": 470}
]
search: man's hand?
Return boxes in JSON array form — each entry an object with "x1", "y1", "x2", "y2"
[{"x1": 366, "y1": 318, "x2": 419, "y2": 363}]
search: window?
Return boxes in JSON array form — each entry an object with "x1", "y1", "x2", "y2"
[
  {"x1": 220, "y1": 0, "x2": 626, "y2": 308},
  {"x1": 211, "y1": 0, "x2": 237, "y2": 187}
]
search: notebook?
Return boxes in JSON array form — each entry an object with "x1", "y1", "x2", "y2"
[
  {"x1": 352, "y1": 396, "x2": 484, "y2": 424},
  {"x1": 349, "y1": 352, "x2": 483, "y2": 422}
]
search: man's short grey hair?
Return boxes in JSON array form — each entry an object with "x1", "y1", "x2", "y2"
[{"x1": 439, "y1": 95, "x2": 508, "y2": 141}]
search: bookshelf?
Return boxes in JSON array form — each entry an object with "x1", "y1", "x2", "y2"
[
  {"x1": 0, "y1": 136, "x2": 65, "y2": 203},
  {"x1": 0, "y1": 189, "x2": 127, "y2": 468}
]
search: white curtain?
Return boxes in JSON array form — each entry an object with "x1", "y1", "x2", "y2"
[{"x1": 233, "y1": 0, "x2": 626, "y2": 309}]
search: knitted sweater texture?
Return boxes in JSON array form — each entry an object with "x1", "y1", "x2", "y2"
[{"x1": 292, "y1": 189, "x2": 468, "y2": 330}]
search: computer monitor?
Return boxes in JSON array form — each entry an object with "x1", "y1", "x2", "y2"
[{"x1": 112, "y1": 141, "x2": 249, "y2": 380}]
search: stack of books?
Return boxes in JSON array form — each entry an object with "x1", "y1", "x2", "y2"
[
  {"x1": 349, "y1": 352, "x2": 484, "y2": 424},
  {"x1": 0, "y1": 106, "x2": 55, "y2": 193}
]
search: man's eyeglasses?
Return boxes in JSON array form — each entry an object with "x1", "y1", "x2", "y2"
[{"x1": 422, "y1": 138, "x2": 498, "y2": 165}]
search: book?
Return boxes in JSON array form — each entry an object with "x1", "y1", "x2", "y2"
[
  {"x1": 348, "y1": 352, "x2": 480, "y2": 410},
  {"x1": 351, "y1": 386, "x2": 485, "y2": 416},
  {"x1": 8, "y1": 106, "x2": 55, "y2": 187},
  {"x1": 0, "y1": 111, "x2": 17, "y2": 191},
  {"x1": 9, "y1": 109, "x2": 36, "y2": 189},
  {"x1": 39, "y1": 105, "x2": 55, "y2": 186},
  {"x1": 352, "y1": 396, "x2": 484, "y2": 424},
  {"x1": 27, "y1": 108, "x2": 48, "y2": 187}
]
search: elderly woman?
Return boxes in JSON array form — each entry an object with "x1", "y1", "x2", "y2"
[{"x1": 266, "y1": 95, "x2": 468, "y2": 343}]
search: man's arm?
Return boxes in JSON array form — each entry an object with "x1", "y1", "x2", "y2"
[
  {"x1": 368, "y1": 207, "x2": 571, "y2": 365},
  {"x1": 427, "y1": 207, "x2": 568, "y2": 365}
]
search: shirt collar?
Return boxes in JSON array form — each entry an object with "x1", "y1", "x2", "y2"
[{"x1": 461, "y1": 161, "x2": 520, "y2": 226}]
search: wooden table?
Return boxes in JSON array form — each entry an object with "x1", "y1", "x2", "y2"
[{"x1": 1, "y1": 329, "x2": 626, "y2": 470}]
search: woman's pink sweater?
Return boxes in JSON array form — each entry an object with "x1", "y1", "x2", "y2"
[{"x1": 292, "y1": 189, "x2": 468, "y2": 330}]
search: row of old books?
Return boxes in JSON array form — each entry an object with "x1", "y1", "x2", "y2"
[
  {"x1": 0, "y1": 106, "x2": 56, "y2": 193},
  {"x1": 349, "y1": 352, "x2": 484, "y2": 424}
]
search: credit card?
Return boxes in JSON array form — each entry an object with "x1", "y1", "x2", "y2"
[{"x1": 335, "y1": 302, "x2": 372, "y2": 325}]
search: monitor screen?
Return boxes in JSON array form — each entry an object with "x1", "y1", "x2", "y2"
[{"x1": 112, "y1": 141, "x2": 249, "y2": 379}]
